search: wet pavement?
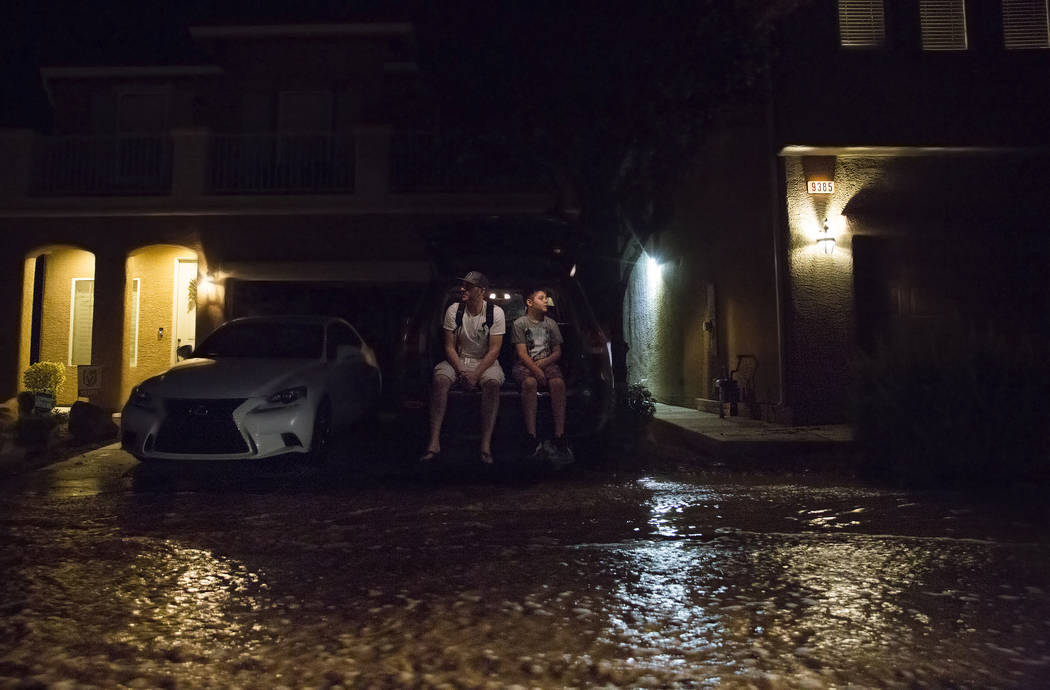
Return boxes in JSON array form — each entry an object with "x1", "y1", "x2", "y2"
[{"x1": 1, "y1": 445, "x2": 1049, "y2": 688}]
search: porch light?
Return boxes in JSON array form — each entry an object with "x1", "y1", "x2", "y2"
[
  {"x1": 817, "y1": 217, "x2": 836, "y2": 255},
  {"x1": 197, "y1": 274, "x2": 217, "y2": 301},
  {"x1": 646, "y1": 254, "x2": 664, "y2": 291}
]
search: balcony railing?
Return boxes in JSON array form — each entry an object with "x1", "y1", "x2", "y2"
[
  {"x1": 30, "y1": 135, "x2": 173, "y2": 196},
  {"x1": 208, "y1": 133, "x2": 355, "y2": 194},
  {"x1": 390, "y1": 132, "x2": 550, "y2": 193}
]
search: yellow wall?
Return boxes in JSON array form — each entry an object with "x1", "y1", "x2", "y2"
[
  {"x1": 35, "y1": 247, "x2": 95, "y2": 404},
  {"x1": 18, "y1": 257, "x2": 34, "y2": 389},
  {"x1": 122, "y1": 246, "x2": 197, "y2": 402},
  {"x1": 623, "y1": 124, "x2": 781, "y2": 411}
]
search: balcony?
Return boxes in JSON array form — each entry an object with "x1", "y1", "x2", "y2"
[
  {"x1": 0, "y1": 128, "x2": 559, "y2": 214},
  {"x1": 208, "y1": 133, "x2": 355, "y2": 194},
  {"x1": 30, "y1": 135, "x2": 173, "y2": 196}
]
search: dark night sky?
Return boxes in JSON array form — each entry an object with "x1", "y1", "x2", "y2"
[{"x1": 1, "y1": 0, "x2": 435, "y2": 128}]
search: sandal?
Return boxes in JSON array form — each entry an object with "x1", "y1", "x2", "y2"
[
  {"x1": 419, "y1": 449, "x2": 441, "y2": 463},
  {"x1": 480, "y1": 451, "x2": 494, "y2": 465}
]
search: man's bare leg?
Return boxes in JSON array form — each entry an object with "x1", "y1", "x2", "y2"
[
  {"x1": 425, "y1": 375, "x2": 453, "y2": 455},
  {"x1": 550, "y1": 377, "x2": 566, "y2": 438},
  {"x1": 520, "y1": 376, "x2": 538, "y2": 437},
  {"x1": 479, "y1": 378, "x2": 501, "y2": 459}
]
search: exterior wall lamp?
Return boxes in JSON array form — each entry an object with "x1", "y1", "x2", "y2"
[{"x1": 817, "y1": 217, "x2": 836, "y2": 254}]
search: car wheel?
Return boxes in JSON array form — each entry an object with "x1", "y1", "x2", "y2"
[{"x1": 308, "y1": 399, "x2": 332, "y2": 465}]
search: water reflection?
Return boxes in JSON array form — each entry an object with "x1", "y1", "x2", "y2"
[{"x1": 593, "y1": 477, "x2": 1049, "y2": 685}]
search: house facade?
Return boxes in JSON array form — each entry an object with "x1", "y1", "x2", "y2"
[
  {"x1": 0, "y1": 22, "x2": 566, "y2": 412},
  {"x1": 623, "y1": 0, "x2": 1050, "y2": 424}
]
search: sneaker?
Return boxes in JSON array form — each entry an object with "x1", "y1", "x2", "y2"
[
  {"x1": 519, "y1": 434, "x2": 542, "y2": 458},
  {"x1": 548, "y1": 436, "x2": 575, "y2": 466}
]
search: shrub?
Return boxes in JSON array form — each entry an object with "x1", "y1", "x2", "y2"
[
  {"x1": 624, "y1": 383, "x2": 656, "y2": 421},
  {"x1": 852, "y1": 328, "x2": 1050, "y2": 489},
  {"x1": 23, "y1": 361, "x2": 66, "y2": 396}
]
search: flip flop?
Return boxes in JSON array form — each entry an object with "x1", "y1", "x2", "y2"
[
  {"x1": 419, "y1": 450, "x2": 441, "y2": 463},
  {"x1": 480, "y1": 451, "x2": 494, "y2": 465}
]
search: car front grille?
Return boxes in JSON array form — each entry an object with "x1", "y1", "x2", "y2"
[{"x1": 154, "y1": 398, "x2": 249, "y2": 454}]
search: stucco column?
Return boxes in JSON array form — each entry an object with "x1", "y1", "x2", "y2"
[
  {"x1": 353, "y1": 125, "x2": 391, "y2": 201},
  {"x1": 170, "y1": 128, "x2": 210, "y2": 201},
  {"x1": 88, "y1": 247, "x2": 127, "y2": 412},
  {"x1": 0, "y1": 251, "x2": 27, "y2": 400},
  {"x1": 0, "y1": 129, "x2": 35, "y2": 201}
]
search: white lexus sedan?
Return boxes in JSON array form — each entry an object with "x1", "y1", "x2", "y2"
[{"x1": 121, "y1": 316, "x2": 381, "y2": 463}]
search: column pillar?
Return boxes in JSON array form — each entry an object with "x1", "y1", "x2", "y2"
[
  {"x1": 0, "y1": 250, "x2": 28, "y2": 400},
  {"x1": 353, "y1": 125, "x2": 391, "y2": 201},
  {"x1": 88, "y1": 246, "x2": 127, "y2": 412},
  {"x1": 0, "y1": 129, "x2": 35, "y2": 201},
  {"x1": 170, "y1": 128, "x2": 210, "y2": 201}
]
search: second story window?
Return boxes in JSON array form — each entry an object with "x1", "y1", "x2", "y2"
[
  {"x1": 1003, "y1": 0, "x2": 1050, "y2": 49},
  {"x1": 117, "y1": 91, "x2": 169, "y2": 133},
  {"x1": 278, "y1": 91, "x2": 333, "y2": 133},
  {"x1": 838, "y1": 0, "x2": 886, "y2": 48},
  {"x1": 919, "y1": 0, "x2": 968, "y2": 51}
]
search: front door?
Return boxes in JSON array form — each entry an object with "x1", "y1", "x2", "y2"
[{"x1": 174, "y1": 259, "x2": 197, "y2": 361}]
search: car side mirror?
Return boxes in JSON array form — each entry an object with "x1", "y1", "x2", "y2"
[{"x1": 176, "y1": 344, "x2": 194, "y2": 360}]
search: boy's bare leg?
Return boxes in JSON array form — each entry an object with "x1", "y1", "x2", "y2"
[
  {"x1": 550, "y1": 377, "x2": 566, "y2": 438},
  {"x1": 479, "y1": 378, "x2": 501, "y2": 456},
  {"x1": 426, "y1": 375, "x2": 453, "y2": 453},
  {"x1": 520, "y1": 376, "x2": 538, "y2": 437}
]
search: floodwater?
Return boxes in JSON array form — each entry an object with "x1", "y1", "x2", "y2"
[{"x1": 1, "y1": 446, "x2": 1049, "y2": 688}]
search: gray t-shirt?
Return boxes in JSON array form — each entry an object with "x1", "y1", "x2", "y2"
[
  {"x1": 443, "y1": 301, "x2": 506, "y2": 359},
  {"x1": 512, "y1": 315, "x2": 563, "y2": 361}
]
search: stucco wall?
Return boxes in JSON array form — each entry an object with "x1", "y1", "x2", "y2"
[
  {"x1": 123, "y1": 246, "x2": 197, "y2": 402},
  {"x1": 782, "y1": 152, "x2": 1050, "y2": 423},
  {"x1": 18, "y1": 258, "x2": 34, "y2": 388},
  {"x1": 623, "y1": 125, "x2": 781, "y2": 410},
  {"x1": 35, "y1": 247, "x2": 95, "y2": 404},
  {"x1": 781, "y1": 156, "x2": 863, "y2": 424}
]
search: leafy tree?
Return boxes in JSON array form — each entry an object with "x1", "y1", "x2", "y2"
[{"x1": 415, "y1": 0, "x2": 802, "y2": 243}]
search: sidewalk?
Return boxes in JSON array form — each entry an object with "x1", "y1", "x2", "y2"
[{"x1": 648, "y1": 402, "x2": 855, "y2": 467}]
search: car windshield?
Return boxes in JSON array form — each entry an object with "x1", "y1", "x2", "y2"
[{"x1": 194, "y1": 322, "x2": 324, "y2": 359}]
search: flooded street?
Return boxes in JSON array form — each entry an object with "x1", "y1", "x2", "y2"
[{"x1": 1, "y1": 446, "x2": 1049, "y2": 688}]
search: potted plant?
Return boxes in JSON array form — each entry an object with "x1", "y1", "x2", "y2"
[{"x1": 22, "y1": 361, "x2": 66, "y2": 412}]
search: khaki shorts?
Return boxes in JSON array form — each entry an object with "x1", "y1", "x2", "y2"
[
  {"x1": 511, "y1": 361, "x2": 564, "y2": 387},
  {"x1": 434, "y1": 357, "x2": 506, "y2": 386}
]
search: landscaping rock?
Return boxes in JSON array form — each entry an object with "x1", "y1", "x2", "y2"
[{"x1": 68, "y1": 401, "x2": 118, "y2": 443}]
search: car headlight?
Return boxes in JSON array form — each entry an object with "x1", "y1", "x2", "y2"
[
  {"x1": 128, "y1": 386, "x2": 154, "y2": 410},
  {"x1": 267, "y1": 386, "x2": 307, "y2": 405}
]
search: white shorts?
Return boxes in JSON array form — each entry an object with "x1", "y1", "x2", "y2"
[{"x1": 434, "y1": 356, "x2": 505, "y2": 386}]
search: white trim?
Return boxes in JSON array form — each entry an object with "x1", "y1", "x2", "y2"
[
  {"x1": 68, "y1": 277, "x2": 94, "y2": 366},
  {"x1": 171, "y1": 258, "x2": 198, "y2": 364},
  {"x1": 190, "y1": 23, "x2": 414, "y2": 39},
  {"x1": 219, "y1": 260, "x2": 431, "y2": 282},
  {"x1": 129, "y1": 278, "x2": 141, "y2": 367},
  {"x1": 41, "y1": 66, "x2": 224, "y2": 80},
  {"x1": 779, "y1": 145, "x2": 1046, "y2": 157}
]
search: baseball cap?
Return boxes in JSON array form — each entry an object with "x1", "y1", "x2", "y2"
[{"x1": 459, "y1": 270, "x2": 490, "y2": 288}]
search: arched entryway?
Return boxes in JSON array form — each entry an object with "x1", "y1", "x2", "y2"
[
  {"x1": 122, "y1": 244, "x2": 200, "y2": 404},
  {"x1": 19, "y1": 246, "x2": 96, "y2": 405}
]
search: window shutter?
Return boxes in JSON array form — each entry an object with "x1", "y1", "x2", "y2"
[
  {"x1": 920, "y1": 0, "x2": 968, "y2": 51},
  {"x1": 838, "y1": 0, "x2": 886, "y2": 47},
  {"x1": 1003, "y1": 0, "x2": 1050, "y2": 49}
]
